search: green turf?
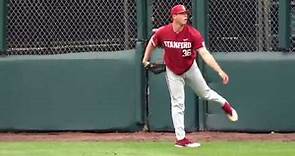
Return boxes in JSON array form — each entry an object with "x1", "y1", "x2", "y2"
[{"x1": 0, "y1": 141, "x2": 294, "y2": 156}]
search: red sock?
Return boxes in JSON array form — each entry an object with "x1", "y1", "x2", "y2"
[{"x1": 222, "y1": 102, "x2": 233, "y2": 116}]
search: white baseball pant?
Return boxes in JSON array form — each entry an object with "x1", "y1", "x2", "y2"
[{"x1": 165, "y1": 60, "x2": 227, "y2": 140}]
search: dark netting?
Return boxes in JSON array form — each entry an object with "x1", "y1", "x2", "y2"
[
  {"x1": 152, "y1": 0, "x2": 192, "y2": 29},
  {"x1": 151, "y1": 0, "x2": 292, "y2": 52},
  {"x1": 291, "y1": 0, "x2": 295, "y2": 52},
  {"x1": 208, "y1": 0, "x2": 281, "y2": 52},
  {"x1": 7, "y1": 0, "x2": 137, "y2": 55}
]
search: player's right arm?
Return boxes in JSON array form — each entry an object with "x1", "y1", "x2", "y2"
[{"x1": 142, "y1": 37, "x2": 157, "y2": 67}]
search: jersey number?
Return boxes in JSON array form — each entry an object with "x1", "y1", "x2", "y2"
[{"x1": 182, "y1": 49, "x2": 191, "y2": 57}]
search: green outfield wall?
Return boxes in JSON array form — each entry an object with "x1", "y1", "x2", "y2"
[
  {"x1": 148, "y1": 52, "x2": 295, "y2": 132},
  {"x1": 203, "y1": 52, "x2": 295, "y2": 132},
  {"x1": 0, "y1": 51, "x2": 144, "y2": 131},
  {"x1": 0, "y1": 51, "x2": 295, "y2": 132}
]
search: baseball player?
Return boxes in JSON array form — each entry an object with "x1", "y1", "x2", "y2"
[{"x1": 142, "y1": 4, "x2": 238, "y2": 148}]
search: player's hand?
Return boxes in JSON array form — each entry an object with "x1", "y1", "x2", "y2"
[
  {"x1": 142, "y1": 61, "x2": 150, "y2": 68},
  {"x1": 218, "y1": 71, "x2": 229, "y2": 85}
]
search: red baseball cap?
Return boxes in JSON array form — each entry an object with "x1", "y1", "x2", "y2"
[{"x1": 171, "y1": 4, "x2": 189, "y2": 15}]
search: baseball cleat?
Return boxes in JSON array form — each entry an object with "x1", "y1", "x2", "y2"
[
  {"x1": 222, "y1": 102, "x2": 238, "y2": 122},
  {"x1": 175, "y1": 138, "x2": 201, "y2": 148}
]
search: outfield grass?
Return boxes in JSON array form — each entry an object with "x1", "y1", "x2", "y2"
[{"x1": 0, "y1": 141, "x2": 294, "y2": 156}]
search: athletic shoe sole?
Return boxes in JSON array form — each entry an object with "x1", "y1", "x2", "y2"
[
  {"x1": 227, "y1": 108, "x2": 238, "y2": 122},
  {"x1": 175, "y1": 143, "x2": 201, "y2": 148}
]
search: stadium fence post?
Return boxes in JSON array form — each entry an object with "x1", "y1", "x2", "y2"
[{"x1": 0, "y1": 0, "x2": 8, "y2": 54}]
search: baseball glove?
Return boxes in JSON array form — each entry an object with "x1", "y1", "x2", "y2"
[{"x1": 143, "y1": 62, "x2": 166, "y2": 74}]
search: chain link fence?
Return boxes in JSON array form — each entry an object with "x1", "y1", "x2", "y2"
[
  {"x1": 208, "y1": 0, "x2": 280, "y2": 52},
  {"x1": 7, "y1": 0, "x2": 137, "y2": 55},
  {"x1": 6, "y1": 0, "x2": 294, "y2": 54},
  {"x1": 152, "y1": 0, "x2": 192, "y2": 29},
  {"x1": 152, "y1": 0, "x2": 293, "y2": 52}
]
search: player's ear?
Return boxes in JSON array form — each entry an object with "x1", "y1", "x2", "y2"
[{"x1": 171, "y1": 14, "x2": 176, "y2": 21}]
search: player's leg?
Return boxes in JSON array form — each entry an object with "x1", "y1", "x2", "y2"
[
  {"x1": 185, "y1": 61, "x2": 226, "y2": 104},
  {"x1": 165, "y1": 67, "x2": 186, "y2": 140},
  {"x1": 185, "y1": 61, "x2": 238, "y2": 121},
  {"x1": 166, "y1": 67, "x2": 200, "y2": 148}
]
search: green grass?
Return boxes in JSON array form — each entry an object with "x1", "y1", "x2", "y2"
[{"x1": 0, "y1": 141, "x2": 294, "y2": 156}]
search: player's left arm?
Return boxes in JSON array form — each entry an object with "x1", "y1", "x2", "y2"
[{"x1": 197, "y1": 47, "x2": 229, "y2": 85}]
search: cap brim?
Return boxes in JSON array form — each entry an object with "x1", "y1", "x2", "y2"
[{"x1": 172, "y1": 10, "x2": 190, "y2": 15}]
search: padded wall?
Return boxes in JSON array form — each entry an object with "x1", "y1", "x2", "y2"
[
  {"x1": 0, "y1": 51, "x2": 143, "y2": 131},
  {"x1": 204, "y1": 52, "x2": 295, "y2": 132}
]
